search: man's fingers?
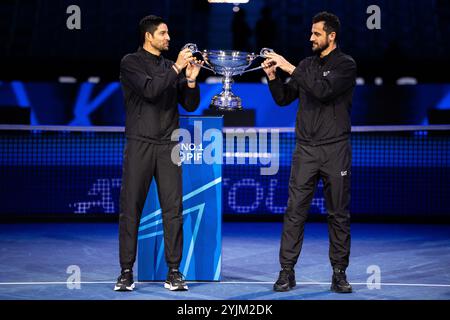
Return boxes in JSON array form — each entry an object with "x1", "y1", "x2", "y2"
[
  {"x1": 192, "y1": 59, "x2": 204, "y2": 66},
  {"x1": 180, "y1": 48, "x2": 192, "y2": 58},
  {"x1": 265, "y1": 52, "x2": 278, "y2": 58},
  {"x1": 266, "y1": 59, "x2": 277, "y2": 66},
  {"x1": 262, "y1": 59, "x2": 274, "y2": 68},
  {"x1": 265, "y1": 53, "x2": 282, "y2": 64}
]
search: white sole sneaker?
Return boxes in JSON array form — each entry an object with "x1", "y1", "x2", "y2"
[
  {"x1": 114, "y1": 282, "x2": 135, "y2": 291},
  {"x1": 164, "y1": 282, "x2": 188, "y2": 291}
]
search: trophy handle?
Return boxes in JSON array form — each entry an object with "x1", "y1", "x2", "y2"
[
  {"x1": 195, "y1": 51, "x2": 216, "y2": 73},
  {"x1": 239, "y1": 65, "x2": 264, "y2": 75},
  {"x1": 182, "y1": 43, "x2": 199, "y2": 54},
  {"x1": 190, "y1": 57, "x2": 216, "y2": 73},
  {"x1": 237, "y1": 47, "x2": 274, "y2": 75},
  {"x1": 182, "y1": 43, "x2": 216, "y2": 73},
  {"x1": 259, "y1": 47, "x2": 274, "y2": 58}
]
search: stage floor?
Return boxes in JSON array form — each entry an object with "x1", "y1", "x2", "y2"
[{"x1": 0, "y1": 222, "x2": 449, "y2": 300}]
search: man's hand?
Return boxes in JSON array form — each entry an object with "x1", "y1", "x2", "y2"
[
  {"x1": 174, "y1": 48, "x2": 194, "y2": 73},
  {"x1": 261, "y1": 59, "x2": 277, "y2": 80},
  {"x1": 186, "y1": 58, "x2": 204, "y2": 81},
  {"x1": 264, "y1": 52, "x2": 296, "y2": 75}
]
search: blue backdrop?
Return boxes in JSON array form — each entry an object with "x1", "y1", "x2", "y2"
[{"x1": 1, "y1": 81, "x2": 450, "y2": 126}]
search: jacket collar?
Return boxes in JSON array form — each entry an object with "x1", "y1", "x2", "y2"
[
  {"x1": 318, "y1": 47, "x2": 340, "y2": 65},
  {"x1": 137, "y1": 46, "x2": 163, "y2": 62}
]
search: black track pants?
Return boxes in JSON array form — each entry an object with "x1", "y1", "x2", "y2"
[
  {"x1": 119, "y1": 139, "x2": 183, "y2": 270},
  {"x1": 280, "y1": 139, "x2": 352, "y2": 270}
]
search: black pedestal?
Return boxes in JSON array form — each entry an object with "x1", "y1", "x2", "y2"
[
  {"x1": 202, "y1": 108, "x2": 255, "y2": 127},
  {"x1": 0, "y1": 106, "x2": 30, "y2": 124}
]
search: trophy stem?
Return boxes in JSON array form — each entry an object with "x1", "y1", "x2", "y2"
[
  {"x1": 222, "y1": 74, "x2": 233, "y2": 95},
  {"x1": 210, "y1": 73, "x2": 243, "y2": 111}
]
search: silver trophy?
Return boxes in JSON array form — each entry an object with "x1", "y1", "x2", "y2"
[{"x1": 183, "y1": 43, "x2": 274, "y2": 111}]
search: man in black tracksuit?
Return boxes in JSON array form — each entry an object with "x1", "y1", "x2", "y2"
[
  {"x1": 263, "y1": 12, "x2": 356, "y2": 293},
  {"x1": 114, "y1": 15, "x2": 202, "y2": 292}
]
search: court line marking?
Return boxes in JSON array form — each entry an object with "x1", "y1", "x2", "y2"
[{"x1": 0, "y1": 281, "x2": 449, "y2": 288}]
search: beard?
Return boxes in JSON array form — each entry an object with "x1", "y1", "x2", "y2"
[
  {"x1": 312, "y1": 39, "x2": 330, "y2": 55},
  {"x1": 153, "y1": 41, "x2": 169, "y2": 52},
  {"x1": 160, "y1": 42, "x2": 169, "y2": 51}
]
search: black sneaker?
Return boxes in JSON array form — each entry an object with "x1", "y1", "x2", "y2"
[
  {"x1": 273, "y1": 267, "x2": 296, "y2": 292},
  {"x1": 114, "y1": 269, "x2": 135, "y2": 291},
  {"x1": 331, "y1": 268, "x2": 353, "y2": 293},
  {"x1": 164, "y1": 268, "x2": 188, "y2": 291}
]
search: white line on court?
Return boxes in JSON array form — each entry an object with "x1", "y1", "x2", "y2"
[{"x1": 0, "y1": 281, "x2": 449, "y2": 288}]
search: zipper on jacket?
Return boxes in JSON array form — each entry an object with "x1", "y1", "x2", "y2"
[{"x1": 333, "y1": 103, "x2": 336, "y2": 120}]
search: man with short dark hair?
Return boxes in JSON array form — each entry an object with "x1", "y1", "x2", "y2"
[
  {"x1": 114, "y1": 15, "x2": 203, "y2": 292},
  {"x1": 262, "y1": 11, "x2": 356, "y2": 293}
]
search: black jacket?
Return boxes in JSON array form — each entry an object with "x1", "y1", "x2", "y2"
[
  {"x1": 120, "y1": 47, "x2": 200, "y2": 144},
  {"x1": 268, "y1": 48, "x2": 356, "y2": 146}
]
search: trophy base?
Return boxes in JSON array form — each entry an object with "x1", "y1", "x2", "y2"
[{"x1": 210, "y1": 93, "x2": 243, "y2": 112}]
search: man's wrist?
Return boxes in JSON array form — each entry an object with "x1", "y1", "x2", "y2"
[
  {"x1": 172, "y1": 64, "x2": 181, "y2": 74},
  {"x1": 286, "y1": 64, "x2": 296, "y2": 75}
]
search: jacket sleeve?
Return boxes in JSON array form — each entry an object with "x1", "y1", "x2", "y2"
[
  {"x1": 119, "y1": 54, "x2": 178, "y2": 103},
  {"x1": 267, "y1": 76, "x2": 300, "y2": 106},
  {"x1": 291, "y1": 57, "x2": 356, "y2": 103},
  {"x1": 177, "y1": 73, "x2": 201, "y2": 112}
]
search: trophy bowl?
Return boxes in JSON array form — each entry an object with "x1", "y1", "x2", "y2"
[{"x1": 183, "y1": 43, "x2": 273, "y2": 111}]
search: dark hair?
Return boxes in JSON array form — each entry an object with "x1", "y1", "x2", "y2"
[
  {"x1": 312, "y1": 11, "x2": 340, "y2": 43},
  {"x1": 139, "y1": 15, "x2": 166, "y2": 45}
]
